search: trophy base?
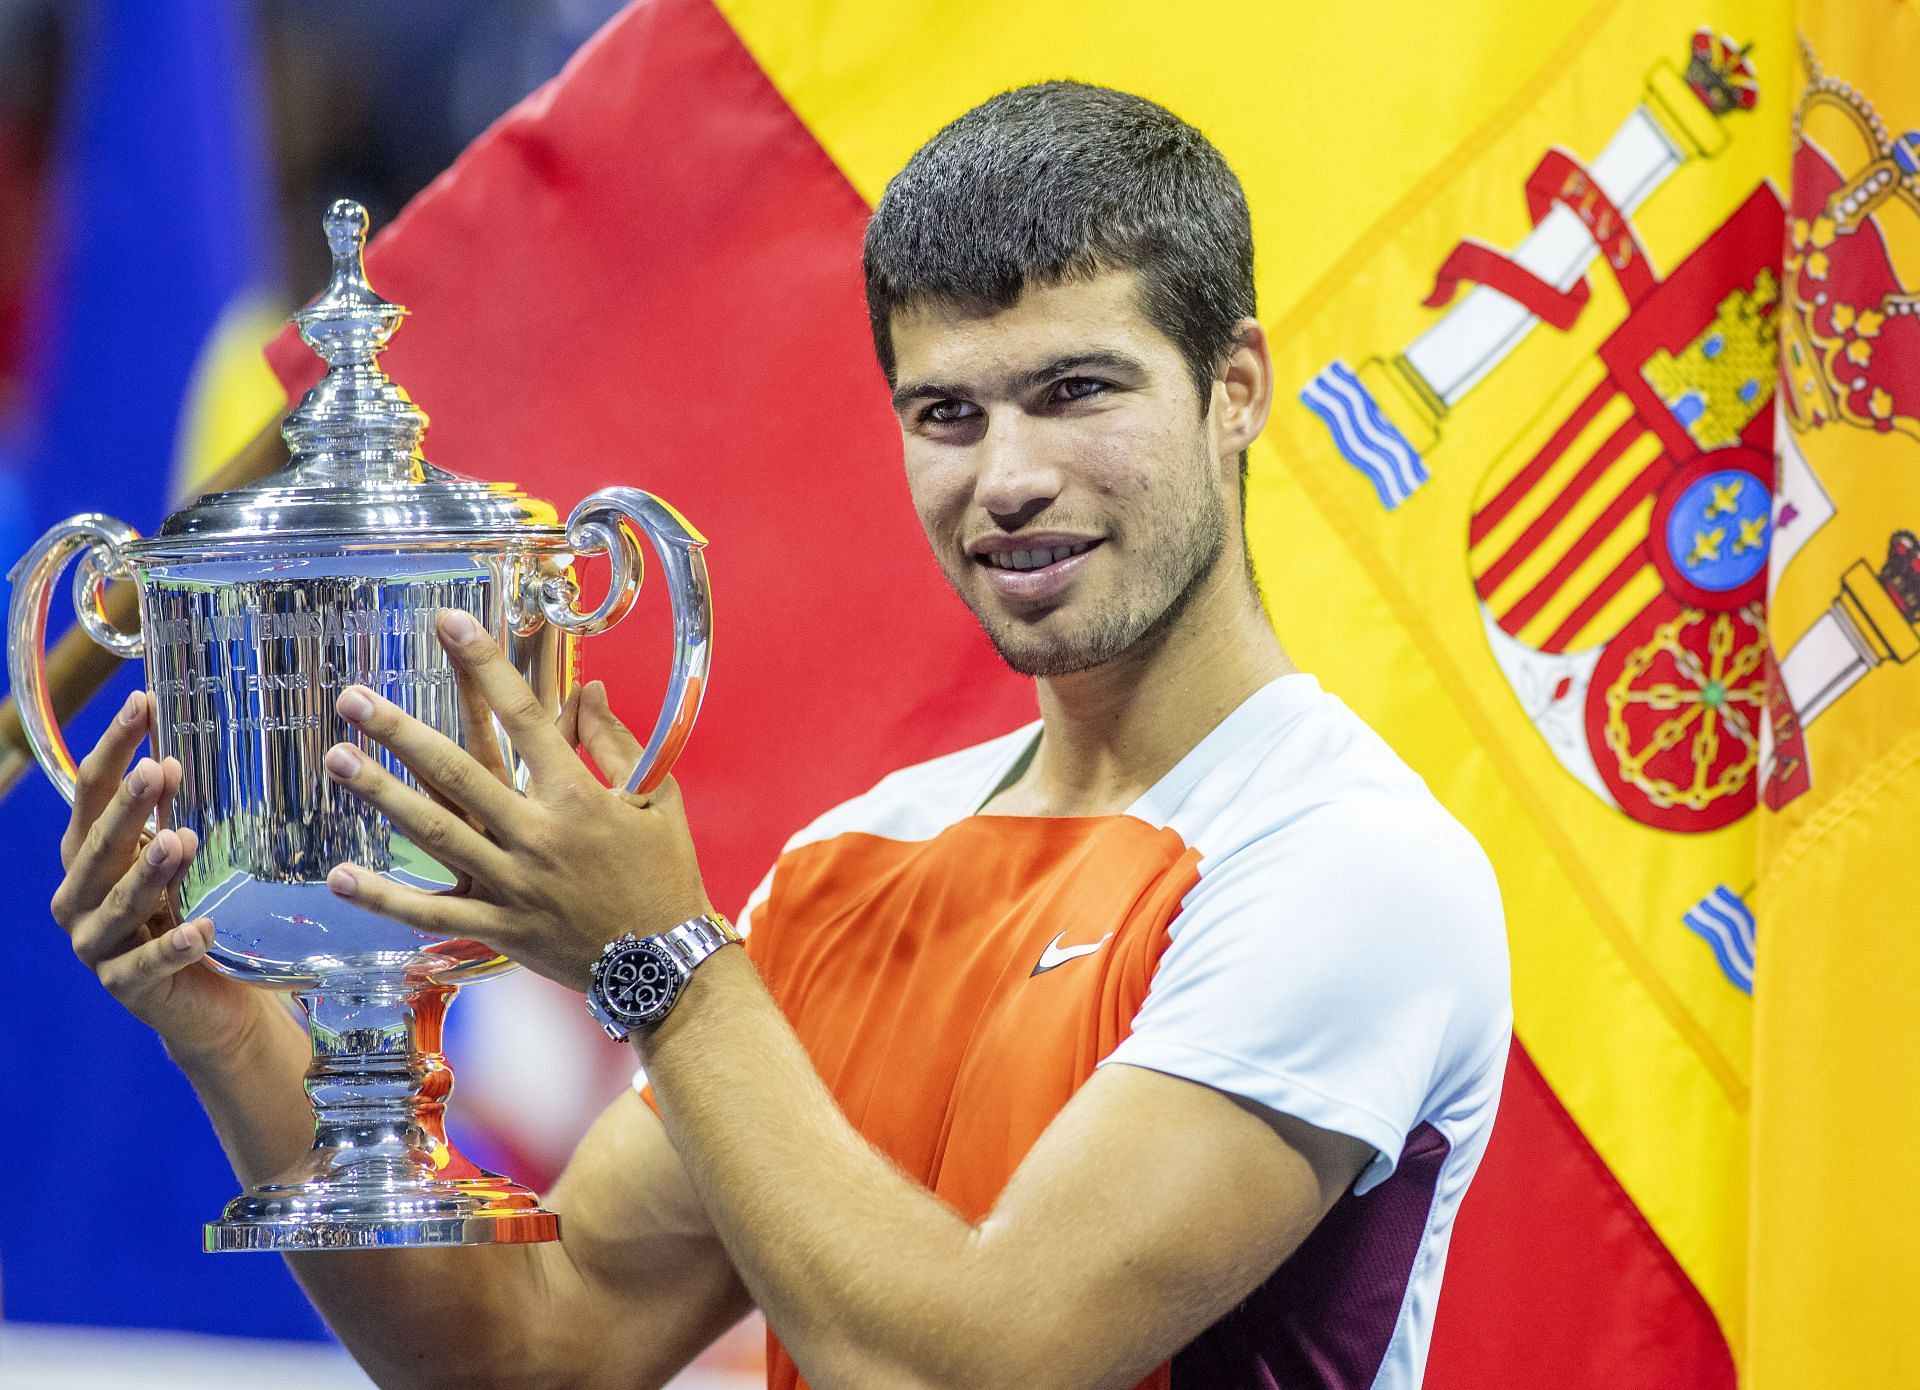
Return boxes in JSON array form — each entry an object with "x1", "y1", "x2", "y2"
[
  {"x1": 204, "y1": 983, "x2": 562, "y2": 1253},
  {"x1": 205, "y1": 1176, "x2": 560, "y2": 1252}
]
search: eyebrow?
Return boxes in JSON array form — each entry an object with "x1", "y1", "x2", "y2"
[{"x1": 889, "y1": 350, "x2": 1146, "y2": 413}]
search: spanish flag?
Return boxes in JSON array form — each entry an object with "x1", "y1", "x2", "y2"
[{"x1": 259, "y1": 1, "x2": 1920, "y2": 1383}]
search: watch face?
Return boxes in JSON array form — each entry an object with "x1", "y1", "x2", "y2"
[{"x1": 602, "y1": 938, "x2": 682, "y2": 1027}]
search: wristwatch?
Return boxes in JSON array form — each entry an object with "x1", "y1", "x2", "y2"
[{"x1": 585, "y1": 912, "x2": 740, "y2": 1042}]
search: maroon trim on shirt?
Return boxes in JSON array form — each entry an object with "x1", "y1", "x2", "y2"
[{"x1": 1171, "y1": 1123, "x2": 1450, "y2": 1389}]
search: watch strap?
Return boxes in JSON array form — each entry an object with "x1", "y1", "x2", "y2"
[{"x1": 655, "y1": 911, "x2": 742, "y2": 971}]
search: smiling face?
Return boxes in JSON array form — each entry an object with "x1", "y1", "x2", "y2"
[{"x1": 888, "y1": 271, "x2": 1239, "y2": 678}]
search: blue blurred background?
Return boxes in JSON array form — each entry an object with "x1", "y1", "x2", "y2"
[{"x1": 0, "y1": 1, "x2": 760, "y2": 1381}]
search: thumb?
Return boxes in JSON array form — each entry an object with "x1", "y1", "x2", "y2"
[{"x1": 580, "y1": 680, "x2": 644, "y2": 785}]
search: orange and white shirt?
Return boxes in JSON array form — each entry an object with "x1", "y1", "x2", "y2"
[{"x1": 651, "y1": 674, "x2": 1510, "y2": 1390}]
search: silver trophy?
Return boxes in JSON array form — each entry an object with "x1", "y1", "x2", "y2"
[{"x1": 6, "y1": 201, "x2": 712, "y2": 1251}]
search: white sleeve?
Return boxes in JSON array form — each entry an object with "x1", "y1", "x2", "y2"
[{"x1": 1099, "y1": 798, "x2": 1509, "y2": 1194}]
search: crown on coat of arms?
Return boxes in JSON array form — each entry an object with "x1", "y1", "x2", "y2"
[
  {"x1": 1780, "y1": 40, "x2": 1920, "y2": 438},
  {"x1": 1685, "y1": 30, "x2": 1758, "y2": 116}
]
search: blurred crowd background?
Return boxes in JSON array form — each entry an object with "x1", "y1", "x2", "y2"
[{"x1": 0, "y1": 0, "x2": 627, "y2": 359}]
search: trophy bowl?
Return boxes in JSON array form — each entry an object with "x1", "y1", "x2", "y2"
[{"x1": 6, "y1": 201, "x2": 711, "y2": 1251}]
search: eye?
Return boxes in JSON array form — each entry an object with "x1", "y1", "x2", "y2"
[
  {"x1": 920, "y1": 399, "x2": 980, "y2": 426},
  {"x1": 1048, "y1": 377, "x2": 1108, "y2": 404}
]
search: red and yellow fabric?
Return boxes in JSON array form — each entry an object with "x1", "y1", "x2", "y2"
[
  {"x1": 256, "y1": 0, "x2": 1916, "y2": 1383},
  {"x1": 1751, "y1": 4, "x2": 1920, "y2": 1387}
]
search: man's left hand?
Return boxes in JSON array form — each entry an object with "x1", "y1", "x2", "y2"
[{"x1": 322, "y1": 608, "x2": 714, "y2": 991}]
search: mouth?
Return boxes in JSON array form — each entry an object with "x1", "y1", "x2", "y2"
[
  {"x1": 975, "y1": 540, "x2": 1098, "y2": 573},
  {"x1": 968, "y1": 537, "x2": 1103, "y2": 604}
]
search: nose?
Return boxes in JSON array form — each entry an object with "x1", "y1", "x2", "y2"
[{"x1": 973, "y1": 413, "x2": 1063, "y2": 532}]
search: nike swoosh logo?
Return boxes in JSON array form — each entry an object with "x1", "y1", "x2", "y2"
[{"x1": 1030, "y1": 930, "x2": 1115, "y2": 977}]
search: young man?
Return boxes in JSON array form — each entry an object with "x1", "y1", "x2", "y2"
[{"x1": 50, "y1": 83, "x2": 1509, "y2": 1389}]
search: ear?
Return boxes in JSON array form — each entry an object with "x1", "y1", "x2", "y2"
[{"x1": 1212, "y1": 318, "x2": 1273, "y2": 463}]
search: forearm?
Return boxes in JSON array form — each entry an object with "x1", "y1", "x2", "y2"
[
  {"x1": 172, "y1": 997, "x2": 566, "y2": 1390},
  {"x1": 639, "y1": 950, "x2": 1041, "y2": 1390},
  {"x1": 170, "y1": 994, "x2": 315, "y2": 1185},
  {"x1": 287, "y1": 1242, "x2": 569, "y2": 1390}
]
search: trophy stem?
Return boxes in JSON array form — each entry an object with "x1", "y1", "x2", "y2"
[{"x1": 203, "y1": 981, "x2": 560, "y2": 1252}]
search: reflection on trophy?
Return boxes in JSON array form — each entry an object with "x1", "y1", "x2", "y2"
[{"x1": 6, "y1": 201, "x2": 712, "y2": 1251}]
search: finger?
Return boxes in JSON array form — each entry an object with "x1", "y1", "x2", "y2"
[
  {"x1": 556, "y1": 685, "x2": 584, "y2": 751},
  {"x1": 96, "y1": 918, "x2": 214, "y2": 1000},
  {"x1": 325, "y1": 863, "x2": 497, "y2": 941},
  {"x1": 158, "y1": 753, "x2": 182, "y2": 796},
  {"x1": 335, "y1": 685, "x2": 522, "y2": 829},
  {"x1": 62, "y1": 755, "x2": 166, "y2": 909},
  {"x1": 70, "y1": 826, "x2": 193, "y2": 966},
  {"x1": 579, "y1": 681, "x2": 645, "y2": 788},
  {"x1": 434, "y1": 610, "x2": 582, "y2": 784},
  {"x1": 412, "y1": 778, "x2": 479, "y2": 897},
  {"x1": 322, "y1": 739, "x2": 510, "y2": 879},
  {"x1": 62, "y1": 690, "x2": 151, "y2": 867},
  {"x1": 403, "y1": 731, "x2": 486, "y2": 820},
  {"x1": 454, "y1": 659, "x2": 513, "y2": 788},
  {"x1": 153, "y1": 756, "x2": 184, "y2": 835},
  {"x1": 366, "y1": 694, "x2": 493, "y2": 895}
]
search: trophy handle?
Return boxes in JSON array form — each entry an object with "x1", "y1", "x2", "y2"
[
  {"x1": 537, "y1": 487, "x2": 711, "y2": 796},
  {"x1": 7, "y1": 514, "x2": 146, "y2": 807}
]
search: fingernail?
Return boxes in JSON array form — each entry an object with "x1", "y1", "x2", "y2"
[
  {"x1": 589, "y1": 679, "x2": 608, "y2": 702},
  {"x1": 324, "y1": 744, "x2": 362, "y2": 778},
  {"x1": 327, "y1": 866, "x2": 358, "y2": 898},
  {"x1": 145, "y1": 833, "x2": 169, "y2": 866},
  {"x1": 118, "y1": 691, "x2": 143, "y2": 725},
  {"x1": 441, "y1": 609, "x2": 480, "y2": 645},
  {"x1": 127, "y1": 763, "x2": 150, "y2": 797},
  {"x1": 170, "y1": 924, "x2": 196, "y2": 953},
  {"x1": 337, "y1": 688, "x2": 374, "y2": 723}
]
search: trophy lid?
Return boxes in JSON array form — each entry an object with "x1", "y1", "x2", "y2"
[{"x1": 141, "y1": 200, "x2": 560, "y2": 550}]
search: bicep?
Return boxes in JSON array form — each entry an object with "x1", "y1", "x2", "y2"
[
  {"x1": 538, "y1": 1089, "x2": 753, "y2": 1390},
  {"x1": 970, "y1": 1062, "x2": 1370, "y2": 1390}
]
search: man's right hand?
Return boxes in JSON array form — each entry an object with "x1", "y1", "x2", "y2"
[{"x1": 49, "y1": 688, "x2": 275, "y2": 1066}]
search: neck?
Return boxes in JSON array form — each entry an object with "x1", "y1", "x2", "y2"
[{"x1": 999, "y1": 555, "x2": 1295, "y2": 817}]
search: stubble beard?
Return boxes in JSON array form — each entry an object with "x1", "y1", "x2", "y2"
[{"x1": 965, "y1": 461, "x2": 1229, "y2": 680}]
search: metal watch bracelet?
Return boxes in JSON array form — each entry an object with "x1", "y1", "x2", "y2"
[{"x1": 655, "y1": 911, "x2": 742, "y2": 968}]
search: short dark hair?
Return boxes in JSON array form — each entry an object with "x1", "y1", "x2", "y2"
[{"x1": 862, "y1": 81, "x2": 1255, "y2": 406}]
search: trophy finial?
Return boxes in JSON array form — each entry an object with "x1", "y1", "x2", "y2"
[
  {"x1": 323, "y1": 198, "x2": 370, "y2": 267},
  {"x1": 282, "y1": 199, "x2": 430, "y2": 480},
  {"x1": 294, "y1": 198, "x2": 406, "y2": 366}
]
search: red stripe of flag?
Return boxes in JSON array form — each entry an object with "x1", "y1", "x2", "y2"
[
  {"x1": 266, "y1": 0, "x2": 1034, "y2": 919},
  {"x1": 1545, "y1": 542, "x2": 1654, "y2": 652},
  {"x1": 1427, "y1": 1040, "x2": 1736, "y2": 1388},
  {"x1": 1468, "y1": 379, "x2": 1617, "y2": 548},
  {"x1": 1496, "y1": 453, "x2": 1672, "y2": 642},
  {"x1": 1475, "y1": 413, "x2": 1647, "y2": 601}
]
